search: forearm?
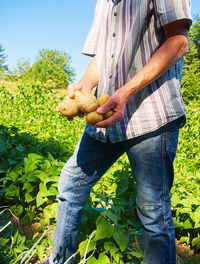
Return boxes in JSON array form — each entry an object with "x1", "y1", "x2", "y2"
[
  {"x1": 121, "y1": 35, "x2": 188, "y2": 101},
  {"x1": 96, "y1": 35, "x2": 188, "y2": 128},
  {"x1": 96, "y1": 20, "x2": 190, "y2": 128},
  {"x1": 79, "y1": 55, "x2": 99, "y2": 90},
  {"x1": 68, "y1": 56, "x2": 99, "y2": 97}
]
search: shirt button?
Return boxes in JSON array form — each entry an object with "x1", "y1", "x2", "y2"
[
  {"x1": 111, "y1": 54, "x2": 114, "y2": 58},
  {"x1": 109, "y1": 75, "x2": 112, "y2": 79},
  {"x1": 114, "y1": 12, "x2": 117, "y2": 16},
  {"x1": 112, "y1": 33, "x2": 116, "y2": 37}
]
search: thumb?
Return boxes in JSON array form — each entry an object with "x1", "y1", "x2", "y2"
[{"x1": 68, "y1": 84, "x2": 75, "y2": 99}]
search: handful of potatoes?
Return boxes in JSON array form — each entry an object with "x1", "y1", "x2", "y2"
[{"x1": 56, "y1": 91, "x2": 114, "y2": 125}]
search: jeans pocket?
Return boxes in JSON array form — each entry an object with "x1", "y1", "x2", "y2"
[{"x1": 165, "y1": 120, "x2": 180, "y2": 153}]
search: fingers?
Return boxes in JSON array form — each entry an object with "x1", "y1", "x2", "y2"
[
  {"x1": 96, "y1": 100, "x2": 116, "y2": 115},
  {"x1": 95, "y1": 95, "x2": 124, "y2": 127},
  {"x1": 67, "y1": 83, "x2": 92, "y2": 99},
  {"x1": 67, "y1": 84, "x2": 77, "y2": 99},
  {"x1": 95, "y1": 111, "x2": 123, "y2": 128}
]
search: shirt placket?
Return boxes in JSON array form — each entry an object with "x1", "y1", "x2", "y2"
[{"x1": 107, "y1": 3, "x2": 118, "y2": 92}]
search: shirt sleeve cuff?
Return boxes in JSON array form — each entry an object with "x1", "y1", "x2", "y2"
[{"x1": 156, "y1": 11, "x2": 192, "y2": 29}]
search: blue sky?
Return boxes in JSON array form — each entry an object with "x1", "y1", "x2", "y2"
[{"x1": 1, "y1": 0, "x2": 200, "y2": 82}]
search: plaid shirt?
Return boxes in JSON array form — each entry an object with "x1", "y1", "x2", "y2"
[{"x1": 82, "y1": 0, "x2": 192, "y2": 143}]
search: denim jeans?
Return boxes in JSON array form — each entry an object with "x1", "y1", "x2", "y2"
[{"x1": 49, "y1": 118, "x2": 181, "y2": 264}]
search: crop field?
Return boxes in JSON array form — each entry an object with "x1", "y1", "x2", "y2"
[{"x1": 0, "y1": 81, "x2": 199, "y2": 264}]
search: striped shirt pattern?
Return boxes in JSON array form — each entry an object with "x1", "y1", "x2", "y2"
[{"x1": 82, "y1": 0, "x2": 192, "y2": 143}]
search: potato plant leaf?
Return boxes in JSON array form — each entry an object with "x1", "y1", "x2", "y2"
[{"x1": 113, "y1": 230, "x2": 129, "y2": 252}]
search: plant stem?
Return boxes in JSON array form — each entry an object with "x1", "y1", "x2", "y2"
[{"x1": 0, "y1": 220, "x2": 11, "y2": 233}]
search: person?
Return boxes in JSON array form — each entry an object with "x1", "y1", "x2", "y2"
[{"x1": 42, "y1": 0, "x2": 192, "y2": 263}]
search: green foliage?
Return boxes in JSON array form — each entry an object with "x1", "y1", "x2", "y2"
[
  {"x1": 0, "y1": 208, "x2": 53, "y2": 264},
  {"x1": 0, "y1": 82, "x2": 84, "y2": 262},
  {"x1": 0, "y1": 44, "x2": 8, "y2": 76},
  {"x1": 0, "y1": 79, "x2": 199, "y2": 263},
  {"x1": 0, "y1": 82, "x2": 84, "y2": 226},
  {"x1": 13, "y1": 57, "x2": 32, "y2": 78},
  {"x1": 0, "y1": 237, "x2": 15, "y2": 263},
  {"x1": 3, "y1": 152, "x2": 60, "y2": 224},
  {"x1": 190, "y1": 16, "x2": 200, "y2": 58},
  {"x1": 172, "y1": 101, "x2": 200, "y2": 251},
  {"x1": 181, "y1": 17, "x2": 200, "y2": 104},
  {"x1": 22, "y1": 49, "x2": 75, "y2": 87},
  {"x1": 0, "y1": 83, "x2": 84, "y2": 163}
]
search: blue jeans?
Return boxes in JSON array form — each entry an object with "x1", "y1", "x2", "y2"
[{"x1": 49, "y1": 118, "x2": 181, "y2": 264}]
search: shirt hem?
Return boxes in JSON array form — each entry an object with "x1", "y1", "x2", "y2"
[{"x1": 85, "y1": 114, "x2": 186, "y2": 143}]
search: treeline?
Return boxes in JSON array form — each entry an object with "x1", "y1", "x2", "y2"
[{"x1": 0, "y1": 48, "x2": 75, "y2": 88}]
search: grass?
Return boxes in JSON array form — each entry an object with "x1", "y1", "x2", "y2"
[
  {"x1": 0, "y1": 80, "x2": 67, "y2": 98},
  {"x1": 0, "y1": 80, "x2": 18, "y2": 91}
]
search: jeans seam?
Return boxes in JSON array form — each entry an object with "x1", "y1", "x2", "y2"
[
  {"x1": 62, "y1": 167, "x2": 86, "y2": 179},
  {"x1": 61, "y1": 149, "x2": 111, "y2": 238},
  {"x1": 61, "y1": 177, "x2": 84, "y2": 261},
  {"x1": 161, "y1": 124, "x2": 172, "y2": 263}
]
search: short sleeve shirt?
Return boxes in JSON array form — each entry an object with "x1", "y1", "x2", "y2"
[{"x1": 82, "y1": 0, "x2": 192, "y2": 143}]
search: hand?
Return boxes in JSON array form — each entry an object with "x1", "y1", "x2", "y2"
[
  {"x1": 67, "y1": 81, "x2": 93, "y2": 99},
  {"x1": 95, "y1": 88, "x2": 128, "y2": 128}
]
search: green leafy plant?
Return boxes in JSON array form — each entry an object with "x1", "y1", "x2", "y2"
[
  {"x1": 3, "y1": 153, "x2": 61, "y2": 224},
  {"x1": 0, "y1": 39, "x2": 199, "y2": 263}
]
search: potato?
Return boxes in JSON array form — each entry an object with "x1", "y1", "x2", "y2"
[
  {"x1": 74, "y1": 90, "x2": 83, "y2": 101},
  {"x1": 98, "y1": 93, "x2": 110, "y2": 106},
  {"x1": 98, "y1": 94, "x2": 114, "y2": 120},
  {"x1": 56, "y1": 92, "x2": 114, "y2": 123},
  {"x1": 78, "y1": 93, "x2": 99, "y2": 113},
  {"x1": 86, "y1": 111, "x2": 104, "y2": 125},
  {"x1": 103, "y1": 110, "x2": 114, "y2": 119},
  {"x1": 56, "y1": 98, "x2": 79, "y2": 117}
]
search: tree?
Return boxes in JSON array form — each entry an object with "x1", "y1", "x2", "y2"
[
  {"x1": 25, "y1": 49, "x2": 75, "y2": 87},
  {"x1": 190, "y1": 16, "x2": 200, "y2": 59},
  {"x1": 181, "y1": 16, "x2": 200, "y2": 104},
  {"x1": 13, "y1": 57, "x2": 32, "y2": 77},
  {"x1": 0, "y1": 44, "x2": 8, "y2": 76}
]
